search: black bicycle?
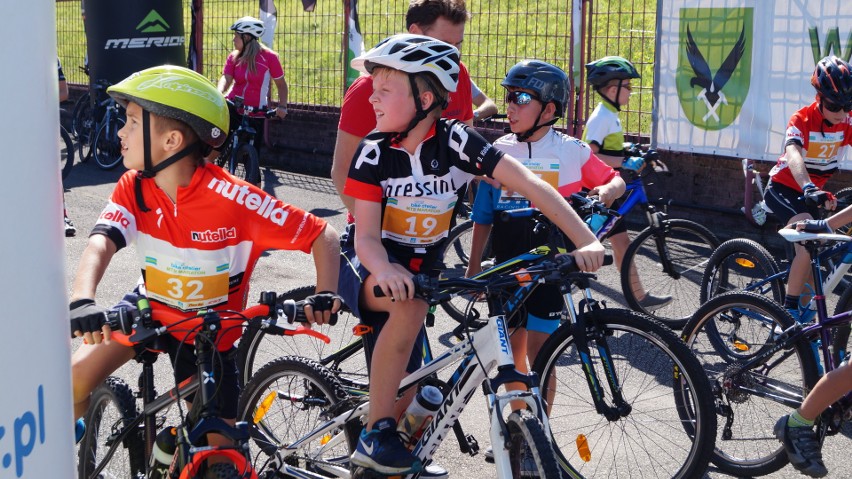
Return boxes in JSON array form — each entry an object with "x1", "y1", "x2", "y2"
[
  {"x1": 74, "y1": 79, "x2": 125, "y2": 170},
  {"x1": 60, "y1": 123, "x2": 75, "y2": 180},
  {"x1": 77, "y1": 291, "x2": 332, "y2": 479},
  {"x1": 215, "y1": 96, "x2": 274, "y2": 187}
]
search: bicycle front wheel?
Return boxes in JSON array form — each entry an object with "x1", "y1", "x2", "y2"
[
  {"x1": 621, "y1": 218, "x2": 719, "y2": 329},
  {"x1": 237, "y1": 285, "x2": 368, "y2": 392},
  {"x1": 505, "y1": 410, "x2": 560, "y2": 479},
  {"x1": 681, "y1": 291, "x2": 820, "y2": 477},
  {"x1": 237, "y1": 356, "x2": 356, "y2": 477},
  {"x1": 77, "y1": 377, "x2": 144, "y2": 479},
  {"x1": 60, "y1": 125, "x2": 75, "y2": 180},
  {"x1": 93, "y1": 117, "x2": 125, "y2": 170},
  {"x1": 700, "y1": 238, "x2": 784, "y2": 304},
  {"x1": 230, "y1": 144, "x2": 261, "y2": 187},
  {"x1": 532, "y1": 308, "x2": 716, "y2": 479}
]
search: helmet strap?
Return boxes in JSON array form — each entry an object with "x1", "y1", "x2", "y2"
[
  {"x1": 597, "y1": 79, "x2": 625, "y2": 111},
  {"x1": 512, "y1": 103, "x2": 558, "y2": 142},
  {"x1": 133, "y1": 110, "x2": 202, "y2": 212},
  {"x1": 391, "y1": 74, "x2": 440, "y2": 144}
]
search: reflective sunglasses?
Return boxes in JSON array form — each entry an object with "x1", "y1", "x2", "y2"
[
  {"x1": 823, "y1": 100, "x2": 852, "y2": 113},
  {"x1": 505, "y1": 91, "x2": 537, "y2": 106}
]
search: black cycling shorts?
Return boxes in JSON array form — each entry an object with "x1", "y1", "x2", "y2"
[{"x1": 764, "y1": 181, "x2": 820, "y2": 226}]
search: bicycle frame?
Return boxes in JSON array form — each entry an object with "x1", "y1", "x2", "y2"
[{"x1": 84, "y1": 297, "x2": 324, "y2": 478}]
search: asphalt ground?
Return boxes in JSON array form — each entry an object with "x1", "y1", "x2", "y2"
[{"x1": 63, "y1": 158, "x2": 849, "y2": 478}]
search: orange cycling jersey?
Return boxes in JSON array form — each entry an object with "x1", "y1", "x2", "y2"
[
  {"x1": 770, "y1": 102, "x2": 852, "y2": 190},
  {"x1": 92, "y1": 163, "x2": 326, "y2": 349}
]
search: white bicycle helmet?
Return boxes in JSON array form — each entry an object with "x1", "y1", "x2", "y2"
[
  {"x1": 352, "y1": 34, "x2": 459, "y2": 92},
  {"x1": 230, "y1": 16, "x2": 265, "y2": 40}
]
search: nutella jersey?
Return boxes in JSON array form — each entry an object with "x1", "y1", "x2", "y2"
[
  {"x1": 92, "y1": 163, "x2": 326, "y2": 349},
  {"x1": 770, "y1": 102, "x2": 852, "y2": 190},
  {"x1": 344, "y1": 119, "x2": 503, "y2": 267}
]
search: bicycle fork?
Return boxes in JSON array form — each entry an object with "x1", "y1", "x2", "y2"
[{"x1": 562, "y1": 284, "x2": 632, "y2": 421}]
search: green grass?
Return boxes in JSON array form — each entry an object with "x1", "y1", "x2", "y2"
[{"x1": 56, "y1": 0, "x2": 657, "y2": 136}]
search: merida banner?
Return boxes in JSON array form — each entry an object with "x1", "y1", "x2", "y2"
[
  {"x1": 84, "y1": 0, "x2": 186, "y2": 85},
  {"x1": 654, "y1": 0, "x2": 852, "y2": 164}
]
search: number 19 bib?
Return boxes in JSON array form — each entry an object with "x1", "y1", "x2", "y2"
[{"x1": 382, "y1": 196, "x2": 456, "y2": 246}]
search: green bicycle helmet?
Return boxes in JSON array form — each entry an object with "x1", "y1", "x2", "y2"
[
  {"x1": 108, "y1": 65, "x2": 229, "y2": 148},
  {"x1": 585, "y1": 56, "x2": 640, "y2": 110},
  {"x1": 108, "y1": 65, "x2": 230, "y2": 212}
]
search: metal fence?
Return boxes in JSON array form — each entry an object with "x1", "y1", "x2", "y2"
[{"x1": 57, "y1": 0, "x2": 657, "y2": 138}]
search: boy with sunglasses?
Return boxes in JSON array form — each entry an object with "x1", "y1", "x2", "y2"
[
  {"x1": 465, "y1": 61, "x2": 624, "y2": 464},
  {"x1": 341, "y1": 38, "x2": 605, "y2": 475},
  {"x1": 764, "y1": 56, "x2": 852, "y2": 328},
  {"x1": 583, "y1": 55, "x2": 671, "y2": 311}
]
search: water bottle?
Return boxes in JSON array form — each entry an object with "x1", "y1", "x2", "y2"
[
  {"x1": 149, "y1": 427, "x2": 177, "y2": 479},
  {"x1": 397, "y1": 385, "x2": 443, "y2": 449},
  {"x1": 585, "y1": 213, "x2": 607, "y2": 235}
]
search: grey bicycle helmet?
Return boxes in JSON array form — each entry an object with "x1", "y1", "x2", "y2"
[
  {"x1": 812, "y1": 55, "x2": 852, "y2": 110},
  {"x1": 230, "y1": 16, "x2": 265, "y2": 40}
]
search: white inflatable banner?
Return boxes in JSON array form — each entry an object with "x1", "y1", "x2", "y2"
[{"x1": 654, "y1": 0, "x2": 852, "y2": 165}]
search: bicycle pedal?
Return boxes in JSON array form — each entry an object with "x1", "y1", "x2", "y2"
[{"x1": 464, "y1": 434, "x2": 480, "y2": 456}]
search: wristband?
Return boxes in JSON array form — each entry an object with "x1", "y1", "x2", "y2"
[
  {"x1": 70, "y1": 298, "x2": 95, "y2": 310},
  {"x1": 802, "y1": 182, "x2": 816, "y2": 191}
]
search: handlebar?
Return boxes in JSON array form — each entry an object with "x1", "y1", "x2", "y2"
[
  {"x1": 497, "y1": 194, "x2": 619, "y2": 222},
  {"x1": 372, "y1": 254, "x2": 613, "y2": 305},
  {"x1": 230, "y1": 96, "x2": 278, "y2": 119},
  {"x1": 97, "y1": 292, "x2": 334, "y2": 344},
  {"x1": 623, "y1": 142, "x2": 670, "y2": 176}
]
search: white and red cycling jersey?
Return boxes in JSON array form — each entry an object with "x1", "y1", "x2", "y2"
[
  {"x1": 92, "y1": 163, "x2": 326, "y2": 349},
  {"x1": 770, "y1": 102, "x2": 852, "y2": 190}
]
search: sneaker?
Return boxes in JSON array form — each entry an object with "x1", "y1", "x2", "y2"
[
  {"x1": 350, "y1": 418, "x2": 423, "y2": 475},
  {"x1": 421, "y1": 463, "x2": 448, "y2": 479},
  {"x1": 75, "y1": 418, "x2": 86, "y2": 444},
  {"x1": 484, "y1": 446, "x2": 494, "y2": 463},
  {"x1": 773, "y1": 416, "x2": 828, "y2": 478},
  {"x1": 65, "y1": 216, "x2": 77, "y2": 237},
  {"x1": 638, "y1": 294, "x2": 673, "y2": 312}
]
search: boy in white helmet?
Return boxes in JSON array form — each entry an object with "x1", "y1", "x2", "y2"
[{"x1": 340, "y1": 34, "x2": 605, "y2": 475}]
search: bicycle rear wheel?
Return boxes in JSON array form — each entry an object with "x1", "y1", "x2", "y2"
[
  {"x1": 77, "y1": 376, "x2": 144, "y2": 479},
  {"x1": 60, "y1": 125, "x2": 75, "y2": 180},
  {"x1": 229, "y1": 144, "x2": 261, "y2": 187},
  {"x1": 237, "y1": 356, "x2": 356, "y2": 477},
  {"x1": 237, "y1": 285, "x2": 368, "y2": 393},
  {"x1": 681, "y1": 291, "x2": 820, "y2": 477},
  {"x1": 831, "y1": 285, "x2": 852, "y2": 366},
  {"x1": 621, "y1": 218, "x2": 720, "y2": 329},
  {"x1": 700, "y1": 238, "x2": 784, "y2": 304},
  {"x1": 437, "y1": 219, "x2": 493, "y2": 324},
  {"x1": 93, "y1": 117, "x2": 125, "y2": 170},
  {"x1": 532, "y1": 308, "x2": 716, "y2": 479}
]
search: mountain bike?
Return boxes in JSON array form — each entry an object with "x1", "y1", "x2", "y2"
[
  {"x1": 77, "y1": 291, "x2": 330, "y2": 479},
  {"x1": 60, "y1": 123, "x2": 75, "y2": 180},
  {"x1": 75, "y1": 79, "x2": 126, "y2": 170},
  {"x1": 236, "y1": 210, "x2": 716, "y2": 478},
  {"x1": 681, "y1": 228, "x2": 852, "y2": 477},
  {"x1": 215, "y1": 96, "x2": 274, "y2": 187}
]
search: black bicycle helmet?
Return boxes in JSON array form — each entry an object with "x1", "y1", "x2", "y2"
[
  {"x1": 502, "y1": 60, "x2": 569, "y2": 117},
  {"x1": 812, "y1": 55, "x2": 852, "y2": 110}
]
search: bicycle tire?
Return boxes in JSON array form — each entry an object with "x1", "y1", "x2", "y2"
[
  {"x1": 60, "y1": 125, "x2": 75, "y2": 180},
  {"x1": 681, "y1": 291, "x2": 820, "y2": 477},
  {"x1": 236, "y1": 285, "x2": 367, "y2": 391},
  {"x1": 620, "y1": 218, "x2": 720, "y2": 329},
  {"x1": 532, "y1": 307, "x2": 716, "y2": 479},
  {"x1": 831, "y1": 284, "x2": 852, "y2": 366},
  {"x1": 203, "y1": 463, "x2": 242, "y2": 478},
  {"x1": 700, "y1": 238, "x2": 784, "y2": 304},
  {"x1": 77, "y1": 376, "x2": 145, "y2": 479},
  {"x1": 505, "y1": 410, "x2": 561, "y2": 479},
  {"x1": 437, "y1": 220, "x2": 493, "y2": 323},
  {"x1": 237, "y1": 356, "x2": 355, "y2": 477},
  {"x1": 71, "y1": 94, "x2": 91, "y2": 140},
  {"x1": 230, "y1": 143, "x2": 261, "y2": 187},
  {"x1": 93, "y1": 117, "x2": 125, "y2": 170},
  {"x1": 834, "y1": 187, "x2": 852, "y2": 235}
]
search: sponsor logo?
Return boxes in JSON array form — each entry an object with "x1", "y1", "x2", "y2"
[
  {"x1": 677, "y1": 7, "x2": 753, "y2": 130},
  {"x1": 100, "y1": 209, "x2": 132, "y2": 228},
  {"x1": 496, "y1": 317, "x2": 510, "y2": 355},
  {"x1": 191, "y1": 227, "x2": 237, "y2": 243},
  {"x1": 382, "y1": 173, "x2": 461, "y2": 198},
  {"x1": 137, "y1": 75, "x2": 224, "y2": 106},
  {"x1": 207, "y1": 178, "x2": 289, "y2": 226},
  {"x1": 104, "y1": 9, "x2": 184, "y2": 50},
  {"x1": 809, "y1": 26, "x2": 852, "y2": 64}
]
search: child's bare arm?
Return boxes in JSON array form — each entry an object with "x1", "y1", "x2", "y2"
[
  {"x1": 353, "y1": 199, "x2": 415, "y2": 301},
  {"x1": 466, "y1": 222, "x2": 492, "y2": 278}
]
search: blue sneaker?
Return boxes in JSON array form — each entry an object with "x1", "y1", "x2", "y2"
[
  {"x1": 787, "y1": 308, "x2": 823, "y2": 376},
  {"x1": 75, "y1": 418, "x2": 86, "y2": 444},
  {"x1": 350, "y1": 418, "x2": 423, "y2": 475}
]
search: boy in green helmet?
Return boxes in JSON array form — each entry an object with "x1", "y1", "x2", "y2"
[{"x1": 67, "y1": 65, "x2": 342, "y2": 454}]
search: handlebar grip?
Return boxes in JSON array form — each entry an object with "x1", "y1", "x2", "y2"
[
  {"x1": 104, "y1": 309, "x2": 135, "y2": 335},
  {"x1": 277, "y1": 299, "x2": 338, "y2": 326},
  {"x1": 555, "y1": 253, "x2": 614, "y2": 272},
  {"x1": 499, "y1": 207, "x2": 538, "y2": 222}
]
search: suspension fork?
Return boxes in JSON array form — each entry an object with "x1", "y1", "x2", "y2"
[
  {"x1": 643, "y1": 205, "x2": 680, "y2": 278},
  {"x1": 562, "y1": 282, "x2": 631, "y2": 420}
]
